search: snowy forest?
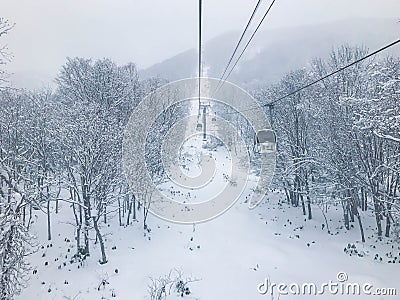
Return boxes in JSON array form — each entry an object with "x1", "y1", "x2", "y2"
[{"x1": 1, "y1": 8, "x2": 400, "y2": 300}]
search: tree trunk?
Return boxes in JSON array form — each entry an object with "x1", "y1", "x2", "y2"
[
  {"x1": 351, "y1": 201, "x2": 365, "y2": 242},
  {"x1": 319, "y1": 204, "x2": 331, "y2": 234},
  {"x1": 56, "y1": 177, "x2": 61, "y2": 214},
  {"x1": 133, "y1": 194, "x2": 136, "y2": 220},
  {"x1": 47, "y1": 197, "x2": 51, "y2": 240},
  {"x1": 22, "y1": 206, "x2": 26, "y2": 226},
  {"x1": 348, "y1": 190, "x2": 355, "y2": 223},
  {"x1": 342, "y1": 199, "x2": 350, "y2": 230},
  {"x1": 303, "y1": 171, "x2": 312, "y2": 220},
  {"x1": 307, "y1": 196, "x2": 312, "y2": 220},
  {"x1": 126, "y1": 195, "x2": 132, "y2": 226},
  {"x1": 372, "y1": 191, "x2": 382, "y2": 237},
  {"x1": 356, "y1": 214, "x2": 365, "y2": 243},
  {"x1": 300, "y1": 193, "x2": 306, "y2": 216},
  {"x1": 360, "y1": 187, "x2": 367, "y2": 211},
  {"x1": 143, "y1": 196, "x2": 150, "y2": 230},
  {"x1": 118, "y1": 197, "x2": 122, "y2": 226},
  {"x1": 385, "y1": 207, "x2": 391, "y2": 238},
  {"x1": 283, "y1": 181, "x2": 290, "y2": 204},
  {"x1": 92, "y1": 216, "x2": 107, "y2": 264},
  {"x1": 83, "y1": 190, "x2": 91, "y2": 255},
  {"x1": 27, "y1": 205, "x2": 33, "y2": 231}
]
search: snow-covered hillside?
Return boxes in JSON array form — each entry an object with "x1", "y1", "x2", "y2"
[{"x1": 17, "y1": 143, "x2": 400, "y2": 299}]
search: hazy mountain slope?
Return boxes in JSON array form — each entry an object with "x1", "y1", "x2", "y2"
[
  {"x1": 139, "y1": 49, "x2": 197, "y2": 81},
  {"x1": 139, "y1": 18, "x2": 400, "y2": 88}
]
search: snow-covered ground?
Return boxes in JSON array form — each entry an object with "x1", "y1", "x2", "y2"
[
  {"x1": 18, "y1": 192, "x2": 400, "y2": 300},
  {"x1": 17, "y1": 153, "x2": 400, "y2": 300},
  {"x1": 16, "y1": 99, "x2": 400, "y2": 300}
]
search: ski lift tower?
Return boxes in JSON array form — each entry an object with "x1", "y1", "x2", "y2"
[{"x1": 197, "y1": 49, "x2": 210, "y2": 141}]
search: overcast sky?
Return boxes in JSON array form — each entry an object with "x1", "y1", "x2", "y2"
[{"x1": 2, "y1": 0, "x2": 399, "y2": 87}]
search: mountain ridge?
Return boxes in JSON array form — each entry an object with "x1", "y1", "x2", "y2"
[{"x1": 139, "y1": 17, "x2": 400, "y2": 89}]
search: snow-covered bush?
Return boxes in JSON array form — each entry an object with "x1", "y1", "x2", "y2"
[{"x1": 147, "y1": 270, "x2": 199, "y2": 300}]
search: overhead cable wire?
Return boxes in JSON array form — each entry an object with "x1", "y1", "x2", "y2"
[
  {"x1": 216, "y1": 0, "x2": 262, "y2": 90},
  {"x1": 266, "y1": 38, "x2": 400, "y2": 107},
  {"x1": 224, "y1": 38, "x2": 400, "y2": 115},
  {"x1": 215, "y1": 0, "x2": 277, "y2": 93}
]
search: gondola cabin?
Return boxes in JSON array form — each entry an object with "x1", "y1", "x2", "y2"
[{"x1": 254, "y1": 129, "x2": 276, "y2": 154}]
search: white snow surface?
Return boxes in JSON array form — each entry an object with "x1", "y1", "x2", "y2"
[
  {"x1": 17, "y1": 192, "x2": 400, "y2": 299},
  {"x1": 16, "y1": 125, "x2": 400, "y2": 299}
]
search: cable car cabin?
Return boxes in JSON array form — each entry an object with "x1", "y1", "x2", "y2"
[
  {"x1": 254, "y1": 129, "x2": 276, "y2": 154},
  {"x1": 196, "y1": 123, "x2": 203, "y2": 131}
]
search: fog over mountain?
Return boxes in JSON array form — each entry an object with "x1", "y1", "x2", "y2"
[{"x1": 140, "y1": 18, "x2": 400, "y2": 89}]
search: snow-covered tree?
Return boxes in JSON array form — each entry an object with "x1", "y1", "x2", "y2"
[
  {"x1": 54, "y1": 57, "x2": 140, "y2": 263},
  {"x1": 258, "y1": 69, "x2": 314, "y2": 220},
  {"x1": 0, "y1": 90, "x2": 35, "y2": 300},
  {"x1": 256, "y1": 45, "x2": 400, "y2": 241}
]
